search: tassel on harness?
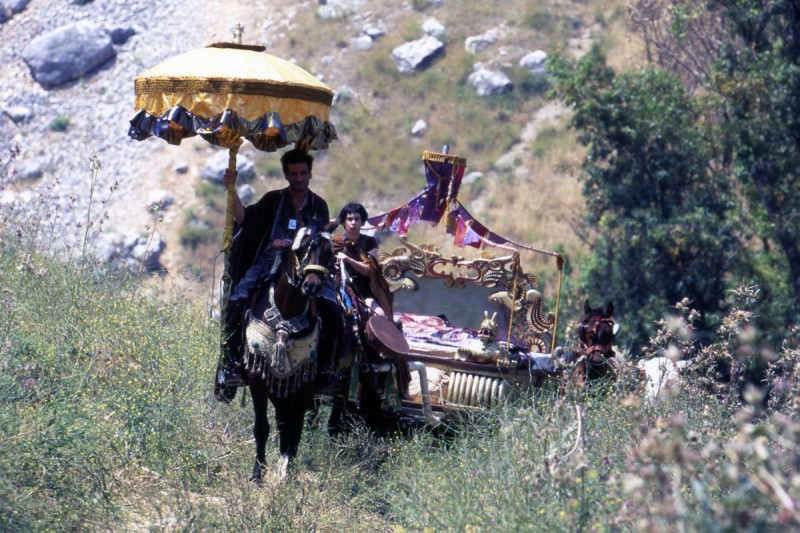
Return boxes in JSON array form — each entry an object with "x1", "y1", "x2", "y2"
[{"x1": 272, "y1": 328, "x2": 290, "y2": 378}]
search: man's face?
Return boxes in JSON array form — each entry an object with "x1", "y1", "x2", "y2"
[{"x1": 285, "y1": 162, "x2": 311, "y2": 193}]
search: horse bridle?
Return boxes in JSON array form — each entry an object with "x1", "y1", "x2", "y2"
[
  {"x1": 286, "y1": 227, "x2": 332, "y2": 289},
  {"x1": 578, "y1": 316, "x2": 617, "y2": 365}
]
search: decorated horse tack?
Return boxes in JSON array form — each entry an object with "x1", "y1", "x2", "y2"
[
  {"x1": 244, "y1": 226, "x2": 327, "y2": 395},
  {"x1": 561, "y1": 300, "x2": 620, "y2": 394},
  {"x1": 244, "y1": 223, "x2": 335, "y2": 482}
]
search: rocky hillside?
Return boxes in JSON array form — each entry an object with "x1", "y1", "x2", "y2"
[{"x1": 0, "y1": 0, "x2": 634, "y2": 294}]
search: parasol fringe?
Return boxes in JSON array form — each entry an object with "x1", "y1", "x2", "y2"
[{"x1": 129, "y1": 106, "x2": 337, "y2": 152}]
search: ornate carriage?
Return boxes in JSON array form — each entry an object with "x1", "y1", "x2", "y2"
[{"x1": 340, "y1": 148, "x2": 566, "y2": 424}]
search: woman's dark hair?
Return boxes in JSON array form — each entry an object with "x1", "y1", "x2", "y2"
[{"x1": 338, "y1": 203, "x2": 369, "y2": 224}]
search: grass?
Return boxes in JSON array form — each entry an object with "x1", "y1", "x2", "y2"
[
  {"x1": 2, "y1": 150, "x2": 800, "y2": 529},
  {"x1": 8, "y1": 1, "x2": 798, "y2": 528}
]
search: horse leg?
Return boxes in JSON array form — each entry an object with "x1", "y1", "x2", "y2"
[
  {"x1": 273, "y1": 389, "x2": 313, "y2": 480},
  {"x1": 306, "y1": 397, "x2": 323, "y2": 431},
  {"x1": 327, "y1": 392, "x2": 345, "y2": 437},
  {"x1": 563, "y1": 360, "x2": 587, "y2": 396},
  {"x1": 249, "y1": 382, "x2": 270, "y2": 484},
  {"x1": 606, "y1": 357, "x2": 620, "y2": 381}
]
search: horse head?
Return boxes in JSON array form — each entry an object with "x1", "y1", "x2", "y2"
[
  {"x1": 578, "y1": 300, "x2": 619, "y2": 365},
  {"x1": 288, "y1": 217, "x2": 333, "y2": 298}
]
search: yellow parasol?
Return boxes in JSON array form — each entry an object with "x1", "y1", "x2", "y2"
[
  {"x1": 130, "y1": 25, "x2": 336, "y2": 256},
  {"x1": 129, "y1": 26, "x2": 336, "y2": 389}
]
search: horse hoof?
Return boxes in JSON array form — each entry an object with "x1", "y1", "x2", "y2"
[
  {"x1": 278, "y1": 456, "x2": 292, "y2": 481},
  {"x1": 250, "y1": 461, "x2": 264, "y2": 484},
  {"x1": 214, "y1": 384, "x2": 237, "y2": 403}
]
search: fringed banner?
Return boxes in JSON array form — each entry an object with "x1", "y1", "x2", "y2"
[{"x1": 365, "y1": 151, "x2": 560, "y2": 260}]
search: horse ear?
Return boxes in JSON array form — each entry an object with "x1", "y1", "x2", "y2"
[
  {"x1": 584, "y1": 299, "x2": 592, "y2": 313},
  {"x1": 606, "y1": 302, "x2": 614, "y2": 316}
]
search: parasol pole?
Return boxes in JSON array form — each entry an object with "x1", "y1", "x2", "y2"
[
  {"x1": 217, "y1": 139, "x2": 242, "y2": 388},
  {"x1": 221, "y1": 142, "x2": 242, "y2": 298},
  {"x1": 221, "y1": 24, "x2": 245, "y2": 328}
]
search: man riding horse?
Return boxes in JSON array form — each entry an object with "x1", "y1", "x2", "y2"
[{"x1": 216, "y1": 148, "x2": 342, "y2": 402}]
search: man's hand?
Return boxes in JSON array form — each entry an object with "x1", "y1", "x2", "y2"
[
  {"x1": 336, "y1": 252, "x2": 349, "y2": 262},
  {"x1": 272, "y1": 238, "x2": 292, "y2": 249},
  {"x1": 223, "y1": 168, "x2": 237, "y2": 186},
  {"x1": 223, "y1": 169, "x2": 245, "y2": 224}
]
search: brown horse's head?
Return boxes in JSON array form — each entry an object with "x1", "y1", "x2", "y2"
[
  {"x1": 289, "y1": 217, "x2": 333, "y2": 298},
  {"x1": 578, "y1": 300, "x2": 619, "y2": 366}
]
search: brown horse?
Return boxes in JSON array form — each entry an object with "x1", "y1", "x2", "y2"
[
  {"x1": 562, "y1": 300, "x2": 620, "y2": 394},
  {"x1": 243, "y1": 220, "x2": 335, "y2": 482}
]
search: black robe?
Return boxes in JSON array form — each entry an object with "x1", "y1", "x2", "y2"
[{"x1": 228, "y1": 188, "x2": 330, "y2": 293}]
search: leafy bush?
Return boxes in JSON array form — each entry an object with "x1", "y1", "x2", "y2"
[{"x1": 48, "y1": 116, "x2": 71, "y2": 132}]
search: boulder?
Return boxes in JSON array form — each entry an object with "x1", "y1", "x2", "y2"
[
  {"x1": 94, "y1": 230, "x2": 165, "y2": 272},
  {"x1": 463, "y1": 171, "x2": 484, "y2": 186},
  {"x1": 237, "y1": 184, "x2": 256, "y2": 205},
  {"x1": 467, "y1": 68, "x2": 513, "y2": 96},
  {"x1": 3, "y1": 105, "x2": 32, "y2": 123},
  {"x1": 21, "y1": 22, "x2": 116, "y2": 88},
  {"x1": 6, "y1": 0, "x2": 31, "y2": 13},
  {"x1": 146, "y1": 189, "x2": 175, "y2": 211},
  {"x1": 317, "y1": 0, "x2": 364, "y2": 20},
  {"x1": 391, "y1": 36, "x2": 444, "y2": 74},
  {"x1": 333, "y1": 85, "x2": 355, "y2": 106},
  {"x1": 465, "y1": 28, "x2": 501, "y2": 55},
  {"x1": 411, "y1": 119, "x2": 428, "y2": 137},
  {"x1": 422, "y1": 17, "x2": 445, "y2": 38},
  {"x1": 130, "y1": 233, "x2": 165, "y2": 272},
  {"x1": 93, "y1": 232, "x2": 128, "y2": 264},
  {"x1": 107, "y1": 25, "x2": 136, "y2": 45},
  {"x1": 519, "y1": 50, "x2": 547, "y2": 75},
  {"x1": 362, "y1": 24, "x2": 385, "y2": 39},
  {"x1": 12, "y1": 161, "x2": 42, "y2": 181},
  {"x1": 200, "y1": 151, "x2": 256, "y2": 184},
  {"x1": 351, "y1": 35, "x2": 373, "y2": 51}
]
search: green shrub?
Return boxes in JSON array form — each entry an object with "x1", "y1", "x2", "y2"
[{"x1": 49, "y1": 115, "x2": 71, "y2": 132}]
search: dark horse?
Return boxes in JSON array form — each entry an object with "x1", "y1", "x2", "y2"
[
  {"x1": 243, "y1": 221, "x2": 335, "y2": 482},
  {"x1": 562, "y1": 300, "x2": 620, "y2": 394}
]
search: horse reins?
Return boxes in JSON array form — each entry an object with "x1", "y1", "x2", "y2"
[{"x1": 579, "y1": 316, "x2": 616, "y2": 364}]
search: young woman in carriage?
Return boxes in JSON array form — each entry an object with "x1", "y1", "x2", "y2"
[
  {"x1": 333, "y1": 202, "x2": 411, "y2": 397},
  {"x1": 334, "y1": 203, "x2": 391, "y2": 318}
]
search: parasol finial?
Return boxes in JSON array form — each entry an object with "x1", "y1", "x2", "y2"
[{"x1": 233, "y1": 23, "x2": 243, "y2": 44}]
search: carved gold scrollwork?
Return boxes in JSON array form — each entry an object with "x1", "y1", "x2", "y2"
[{"x1": 379, "y1": 238, "x2": 556, "y2": 350}]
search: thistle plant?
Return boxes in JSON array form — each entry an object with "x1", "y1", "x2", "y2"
[{"x1": 67, "y1": 151, "x2": 119, "y2": 265}]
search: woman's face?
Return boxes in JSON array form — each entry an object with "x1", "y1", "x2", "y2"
[{"x1": 343, "y1": 212, "x2": 363, "y2": 235}]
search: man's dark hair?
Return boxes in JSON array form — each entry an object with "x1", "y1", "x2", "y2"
[
  {"x1": 338, "y1": 202, "x2": 369, "y2": 224},
  {"x1": 280, "y1": 148, "x2": 314, "y2": 175}
]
